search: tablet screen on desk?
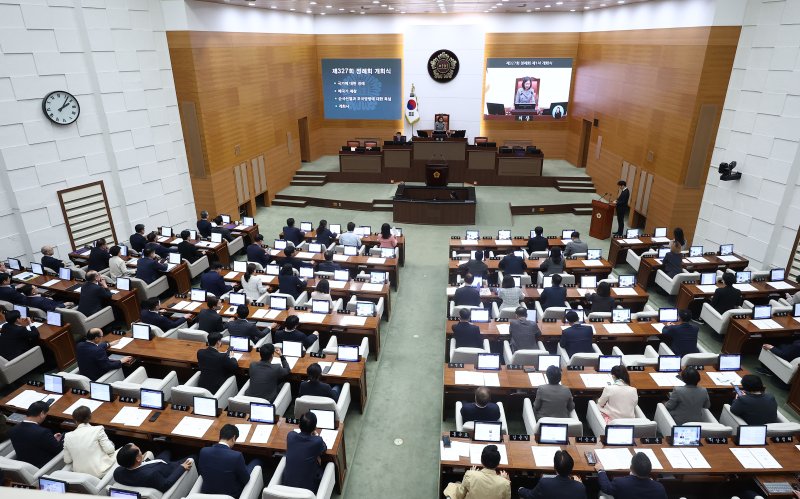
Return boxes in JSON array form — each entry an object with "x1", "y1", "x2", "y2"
[
  {"x1": 719, "y1": 244, "x2": 733, "y2": 256},
  {"x1": 658, "y1": 355, "x2": 681, "y2": 372},
  {"x1": 229, "y1": 336, "x2": 250, "y2": 352},
  {"x1": 473, "y1": 421, "x2": 502, "y2": 442},
  {"x1": 337, "y1": 345, "x2": 359, "y2": 362},
  {"x1": 334, "y1": 270, "x2": 350, "y2": 282},
  {"x1": 580, "y1": 275, "x2": 597, "y2": 289},
  {"x1": 770, "y1": 268, "x2": 785, "y2": 282},
  {"x1": 598, "y1": 355, "x2": 621, "y2": 372},
  {"x1": 539, "y1": 423, "x2": 568, "y2": 444},
  {"x1": 140, "y1": 389, "x2": 164, "y2": 410},
  {"x1": 274, "y1": 239, "x2": 287, "y2": 250},
  {"x1": 498, "y1": 230, "x2": 511, "y2": 240},
  {"x1": 312, "y1": 299, "x2": 330, "y2": 314},
  {"x1": 190, "y1": 288, "x2": 206, "y2": 301},
  {"x1": 116, "y1": 277, "x2": 131, "y2": 291},
  {"x1": 605, "y1": 425, "x2": 634, "y2": 446},
  {"x1": 160, "y1": 227, "x2": 172, "y2": 238},
  {"x1": 380, "y1": 248, "x2": 395, "y2": 258},
  {"x1": 562, "y1": 229, "x2": 575, "y2": 239},
  {"x1": 737, "y1": 425, "x2": 767, "y2": 446},
  {"x1": 233, "y1": 261, "x2": 247, "y2": 273},
  {"x1": 90, "y1": 382, "x2": 112, "y2": 402},
  {"x1": 465, "y1": 230, "x2": 479, "y2": 240},
  {"x1": 266, "y1": 264, "x2": 280, "y2": 276},
  {"x1": 7, "y1": 258, "x2": 21, "y2": 270},
  {"x1": 39, "y1": 477, "x2": 67, "y2": 493},
  {"x1": 612, "y1": 308, "x2": 631, "y2": 324},
  {"x1": 512, "y1": 276, "x2": 521, "y2": 287},
  {"x1": 672, "y1": 425, "x2": 701, "y2": 446},
  {"x1": 311, "y1": 409, "x2": 336, "y2": 430},
  {"x1": 14, "y1": 305, "x2": 27, "y2": 318},
  {"x1": 659, "y1": 308, "x2": 678, "y2": 322},
  {"x1": 47, "y1": 311, "x2": 62, "y2": 327},
  {"x1": 330, "y1": 224, "x2": 341, "y2": 234},
  {"x1": 308, "y1": 243, "x2": 323, "y2": 253},
  {"x1": 221, "y1": 215, "x2": 231, "y2": 224},
  {"x1": 689, "y1": 246, "x2": 703, "y2": 257},
  {"x1": 618, "y1": 275, "x2": 635, "y2": 288},
  {"x1": 625, "y1": 229, "x2": 640, "y2": 238},
  {"x1": 110, "y1": 489, "x2": 141, "y2": 499},
  {"x1": 654, "y1": 227, "x2": 667, "y2": 238},
  {"x1": 541, "y1": 276, "x2": 553, "y2": 288},
  {"x1": 299, "y1": 266, "x2": 314, "y2": 279},
  {"x1": 753, "y1": 305, "x2": 771, "y2": 320},
  {"x1": 794, "y1": 303, "x2": 800, "y2": 318},
  {"x1": 736, "y1": 271, "x2": 751, "y2": 283},
  {"x1": 243, "y1": 217, "x2": 255, "y2": 227},
  {"x1": 193, "y1": 396, "x2": 218, "y2": 417},
  {"x1": 300, "y1": 222, "x2": 312, "y2": 232},
  {"x1": 370, "y1": 271, "x2": 386, "y2": 284},
  {"x1": 31, "y1": 262, "x2": 44, "y2": 275},
  {"x1": 587, "y1": 249, "x2": 601, "y2": 260},
  {"x1": 132, "y1": 323, "x2": 151, "y2": 340},
  {"x1": 700, "y1": 272, "x2": 716, "y2": 285},
  {"x1": 538, "y1": 355, "x2": 560, "y2": 372},
  {"x1": 658, "y1": 248, "x2": 669, "y2": 258},
  {"x1": 356, "y1": 301, "x2": 375, "y2": 317},
  {"x1": 718, "y1": 354, "x2": 741, "y2": 371},
  {"x1": 168, "y1": 252, "x2": 181, "y2": 265},
  {"x1": 477, "y1": 353, "x2": 500, "y2": 370},
  {"x1": 250, "y1": 402, "x2": 275, "y2": 424},
  {"x1": 44, "y1": 374, "x2": 64, "y2": 394},
  {"x1": 269, "y1": 296, "x2": 287, "y2": 310},
  {"x1": 470, "y1": 309, "x2": 489, "y2": 323},
  {"x1": 58, "y1": 267, "x2": 71, "y2": 280},
  {"x1": 343, "y1": 246, "x2": 357, "y2": 256},
  {"x1": 282, "y1": 341, "x2": 302, "y2": 358}
]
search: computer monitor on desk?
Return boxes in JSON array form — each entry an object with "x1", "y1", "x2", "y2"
[
  {"x1": 417, "y1": 130, "x2": 429, "y2": 138},
  {"x1": 486, "y1": 103, "x2": 505, "y2": 116}
]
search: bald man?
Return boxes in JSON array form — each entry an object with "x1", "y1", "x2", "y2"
[{"x1": 41, "y1": 245, "x2": 86, "y2": 279}]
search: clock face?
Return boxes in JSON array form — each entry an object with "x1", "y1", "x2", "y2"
[{"x1": 42, "y1": 91, "x2": 80, "y2": 125}]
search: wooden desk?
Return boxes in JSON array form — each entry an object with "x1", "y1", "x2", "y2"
[
  {"x1": 448, "y1": 257, "x2": 613, "y2": 280},
  {"x1": 268, "y1": 249, "x2": 400, "y2": 289},
  {"x1": 300, "y1": 232, "x2": 407, "y2": 266},
  {"x1": 722, "y1": 315, "x2": 800, "y2": 354},
  {"x1": 788, "y1": 371, "x2": 800, "y2": 417},
  {"x1": 223, "y1": 223, "x2": 260, "y2": 245},
  {"x1": 449, "y1": 237, "x2": 568, "y2": 253},
  {"x1": 607, "y1": 236, "x2": 671, "y2": 267},
  {"x1": 108, "y1": 336, "x2": 368, "y2": 412},
  {"x1": 637, "y1": 253, "x2": 749, "y2": 289},
  {"x1": 0, "y1": 386, "x2": 347, "y2": 491},
  {"x1": 37, "y1": 323, "x2": 76, "y2": 369},
  {"x1": 444, "y1": 284, "x2": 649, "y2": 312}
]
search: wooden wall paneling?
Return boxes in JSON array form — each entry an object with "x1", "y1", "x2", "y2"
[{"x1": 641, "y1": 172, "x2": 654, "y2": 215}]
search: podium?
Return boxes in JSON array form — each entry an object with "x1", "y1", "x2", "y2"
[
  {"x1": 589, "y1": 199, "x2": 615, "y2": 240},
  {"x1": 425, "y1": 162, "x2": 449, "y2": 187}
]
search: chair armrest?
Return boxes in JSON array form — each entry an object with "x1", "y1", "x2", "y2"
[
  {"x1": 591, "y1": 344, "x2": 603, "y2": 354},
  {"x1": 124, "y1": 366, "x2": 148, "y2": 384},
  {"x1": 335, "y1": 383, "x2": 351, "y2": 421},
  {"x1": 497, "y1": 401, "x2": 509, "y2": 433},
  {"x1": 323, "y1": 336, "x2": 338, "y2": 355},
  {"x1": 455, "y1": 401, "x2": 464, "y2": 431},
  {"x1": 611, "y1": 346, "x2": 624, "y2": 357},
  {"x1": 35, "y1": 451, "x2": 65, "y2": 480},
  {"x1": 654, "y1": 403, "x2": 675, "y2": 437},
  {"x1": 160, "y1": 370, "x2": 180, "y2": 400},
  {"x1": 586, "y1": 400, "x2": 605, "y2": 437},
  {"x1": 503, "y1": 341, "x2": 513, "y2": 364},
  {"x1": 315, "y1": 462, "x2": 336, "y2": 499},
  {"x1": 522, "y1": 397, "x2": 537, "y2": 435},
  {"x1": 274, "y1": 383, "x2": 292, "y2": 417},
  {"x1": 215, "y1": 376, "x2": 239, "y2": 409},
  {"x1": 719, "y1": 404, "x2": 746, "y2": 428},
  {"x1": 482, "y1": 339, "x2": 491, "y2": 352},
  {"x1": 644, "y1": 345, "x2": 659, "y2": 358},
  {"x1": 241, "y1": 465, "x2": 264, "y2": 499},
  {"x1": 449, "y1": 338, "x2": 456, "y2": 361}
]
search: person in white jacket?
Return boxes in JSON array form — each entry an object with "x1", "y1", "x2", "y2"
[{"x1": 63, "y1": 405, "x2": 117, "y2": 478}]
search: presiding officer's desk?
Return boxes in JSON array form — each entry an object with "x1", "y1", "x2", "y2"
[
  {"x1": 676, "y1": 279, "x2": 800, "y2": 310},
  {"x1": 722, "y1": 314, "x2": 800, "y2": 354},
  {"x1": 107, "y1": 335, "x2": 368, "y2": 413},
  {"x1": 0, "y1": 385, "x2": 348, "y2": 492},
  {"x1": 637, "y1": 253, "x2": 749, "y2": 289},
  {"x1": 445, "y1": 283, "x2": 650, "y2": 311}
]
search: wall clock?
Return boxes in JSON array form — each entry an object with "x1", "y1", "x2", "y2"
[
  {"x1": 427, "y1": 50, "x2": 459, "y2": 83},
  {"x1": 42, "y1": 90, "x2": 80, "y2": 125}
]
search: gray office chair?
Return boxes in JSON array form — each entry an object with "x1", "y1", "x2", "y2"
[
  {"x1": 0, "y1": 345, "x2": 45, "y2": 387},
  {"x1": 262, "y1": 457, "x2": 335, "y2": 499}
]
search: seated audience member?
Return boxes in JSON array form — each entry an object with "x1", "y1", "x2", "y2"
[
  {"x1": 539, "y1": 273, "x2": 567, "y2": 311},
  {"x1": 454, "y1": 273, "x2": 481, "y2": 307},
  {"x1": 510, "y1": 306, "x2": 541, "y2": 352},
  {"x1": 527, "y1": 226, "x2": 548, "y2": 253},
  {"x1": 315, "y1": 219, "x2": 335, "y2": 247},
  {"x1": 662, "y1": 240, "x2": 684, "y2": 278},
  {"x1": 246, "y1": 234, "x2": 272, "y2": 267},
  {"x1": 711, "y1": 271, "x2": 743, "y2": 314},
  {"x1": 197, "y1": 332, "x2": 239, "y2": 393},
  {"x1": 538, "y1": 247, "x2": 564, "y2": 277},
  {"x1": 198, "y1": 425, "x2": 262, "y2": 498},
  {"x1": 443, "y1": 445, "x2": 510, "y2": 499},
  {"x1": 534, "y1": 365, "x2": 575, "y2": 419},
  {"x1": 338, "y1": 222, "x2": 361, "y2": 248},
  {"x1": 660, "y1": 309, "x2": 699, "y2": 357},
  {"x1": 211, "y1": 216, "x2": 234, "y2": 242},
  {"x1": 496, "y1": 275, "x2": 524, "y2": 309},
  {"x1": 63, "y1": 406, "x2": 116, "y2": 478},
  {"x1": 136, "y1": 247, "x2": 168, "y2": 285},
  {"x1": 586, "y1": 281, "x2": 615, "y2": 313},
  {"x1": 784, "y1": 290, "x2": 800, "y2": 305},
  {"x1": 0, "y1": 310, "x2": 40, "y2": 361},
  {"x1": 114, "y1": 443, "x2": 193, "y2": 492},
  {"x1": 283, "y1": 411, "x2": 327, "y2": 491},
  {"x1": 201, "y1": 263, "x2": 234, "y2": 298},
  {"x1": 499, "y1": 249, "x2": 527, "y2": 276},
  {"x1": 673, "y1": 227, "x2": 687, "y2": 250},
  {"x1": 460, "y1": 386, "x2": 500, "y2": 423},
  {"x1": 278, "y1": 263, "x2": 306, "y2": 299},
  {"x1": 762, "y1": 339, "x2": 800, "y2": 362},
  {"x1": 8, "y1": 401, "x2": 63, "y2": 468},
  {"x1": 76, "y1": 328, "x2": 132, "y2": 381},
  {"x1": 177, "y1": 230, "x2": 202, "y2": 263},
  {"x1": 597, "y1": 451, "x2": 668, "y2": 499},
  {"x1": 283, "y1": 218, "x2": 305, "y2": 247},
  {"x1": 241, "y1": 263, "x2": 268, "y2": 301},
  {"x1": 274, "y1": 315, "x2": 319, "y2": 349},
  {"x1": 129, "y1": 224, "x2": 147, "y2": 253},
  {"x1": 108, "y1": 245, "x2": 133, "y2": 283},
  {"x1": 299, "y1": 362, "x2": 341, "y2": 401},
  {"x1": 87, "y1": 238, "x2": 111, "y2": 272},
  {"x1": 378, "y1": 223, "x2": 397, "y2": 248},
  {"x1": 246, "y1": 343, "x2": 290, "y2": 402},
  {"x1": 563, "y1": 231, "x2": 588, "y2": 257},
  {"x1": 317, "y1": 250, "x2": 341, "y2": 273},
  {"x1": 21, "y1": 283, "x2": 69, "y2": 311},
  {"x1": 41, "y1": 245, "x2": 86, "y2": 279},
  {"x1": 196, "y1": 295, "x2": 224, "y2": 334},
  {"x1": 452, "y1": 307, "x2": 483, "y2": 349},
  {"x1": 310, "y1": 278, "x2": 334, "y2": 304},
  {"x1": 0, "y1": 272, "x2": 26, "y2": 305},
  {"x1": 77, "y1": 271, "x2": 112, "y2": 316},
  {"x1": 145, "y1": 231, "x2": 174, "y2": 259},
  {"x1": 197, "y1": 210, "x2": 212, "y2": 238},
  {"x1": 140, "y1": 298, "x2": 187, "y2": 332},
  {"x1": 226, "y1": 304, "x2": 266, "y2": 343},
  {"x1": 458, "y1": 250, "x2": 488, "y2": 278},
  {"x1": 279, "y1": 246, "x2": 303, "y2": 270},
  {"x1": 597, "y1": 364, "x2": 638, "y2": 422},
  {"x1": 730, "y1": 374, "x2": 778, "y2": 425},
  {"x1": 518, "y1": 450, "x2": 585, "y2": 499},
  {"x1": 664, "y1": 366, "x2": 710, "y2": 425}
]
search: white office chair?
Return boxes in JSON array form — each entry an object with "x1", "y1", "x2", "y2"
[
  {"x1": 557, "y1": 343, "x2": 603, "y2": 367},
  {"x1": 719, "y1": 404, "x2": 800, "y2": 436},
  {"x1": 625, "y1": 249, "x2": 656, "y2": 272},
  {"x1": 294, "y1": 382, "x2": 351, "y2": 422},
  {"x1": 449, "y1": 338, "x2": 492, "y2": 364},
  {"x1": 55, "y1": 364, "x2": 125, "y2": 391},
  {"x1": 271, "y1": 291, "x2": 308, "y2": 308},
  {"x1": 537, "y1": 271, "x2": 575, "y2": 287},
  {"x1": 586, "y1": 401, "x2": 657, "y2": 438},
  {"x1": 228, "y1": 381, "x2": 292, "y2": 417},
  {"x1": 529, "y1": 251, "x2": 549, "y2": 258},
  {"x1": 334, "y1": 245, "x2": 365, "y2": 255},
  {"x1": 612, "y1": 345, "x2": 659, "y2": 367},
  {"x1": 184, "y1": 255, "x2": 210, "y2": 279},
  {"x1": 631, "y1": 304, "x2": 658, "y2": 320},
  {"x1": 323, "y1": 336, "x2": 370, "y2": 360},
  {"x1": 227, "y1": 236, "x2": 246, "y2": 256},
  {"x1": 246, "y1": 261, "x2": 265, "y2": 271},
  {"x1": 130, "y1": 276, "x2": 170, "y2": 302},
  {"x1": 45, "y1": 465, "x2": 117, "y2": 495},
  {"x1": 699, "y1": 302, "x2": 750, "y2": 335},
  {"x1": 170, "y1": 372, "x2": 238, "y2": 409},
  {"x1": 491, "y1": 301, "x2": 527, "y2": 320},
  {"x1": 107, "y1": 459, "x2": 197, "y2": 499},
  {"x1": 0, "y1": 449, "x2": 65, "y2": 486},
  {"x1": 449, "y1": 301, "x2": 482, "y2": 318},
  {"x1": 0, "y1": 346, "x2": 45, "y2": 387},
  {"x1": 657, "y1": 342, "x2": 719, "y2": 367},
  {"x1": 654, "y1": 403, "x2": 733, "y2": 438},
  {"x1": 344, "y1": 295, "x2": 382, "y2": 318},
  {"x1": 534, "y1": 300, "x2": 571, "y2": 321},
  {"x1": 455, "y1": 401, "x2": 509, "y2": 434},
  {"x1": 111, "y1": 366, "x2": 179, "y2": 400},
  {"x1": 654, "y1": 270, "x2": 700, "y2": 296},
  {"x1": 757, "y1": 348, "x2": 800, "y2": 385},
  {"x1": 522, "y1": 397, "x2": 583, "y2": 437},
  {"x1": 262, "y1": 457, "x2": 335, "y2": 499},
  {"x1": 133, "y1": 322, "x2": 185, "y2": 339},
  {"x1": 496, "y1": 271, "x2": 532, "y2": 286},
  {"x1": 187, "y1": 465, "x2": 263, "y2": 499},
  {"x1": 502, "y1": 340, "x2": 548, "y2": 366},
  {"x1": 587, "y1": 311, "x2": 612, "y2": 321},
  {"x1": 57, "y1": 306, "x2": 115, "y2": 340},
  {"x1": 743, "y1": 300, "x2": 792, "y2": 315}
]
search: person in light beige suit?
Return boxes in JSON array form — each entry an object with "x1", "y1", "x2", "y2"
[
  {"x1": 597, "y1": 364, "x2": 638, "y2": 423},
  {"x1": 63, "y1": 406, "x2": 117, "y2": 478},
  {"x1": 443, "y1": 445, "x2": 510, "y2": 499}
]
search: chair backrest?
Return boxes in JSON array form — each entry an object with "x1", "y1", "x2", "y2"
[
  {"x1": 568, "y1": 353, "x2": 601, "y2": 367},
  {"x1": 247, "y1": 261, "x2": 264, "y2": 271},
  {"x1": 170, "y1": 385, "x2": 213, "y2": 407},
  {"x1": 681, "y1": 352, "x2": 719, "y2": 367},
  {"x1": 57, "y1": 371, "x2": 92, "y2": 391},
  {"x1": 228, "y1": 236, "x2": 245, "y2": 255},
  {"x1": 270, "y1": 292, "x2": 296, "y2": 308},
  {"x1": 510, "y1": 349, "x2": 549, "y2": 366},
  {"x1": 451, "y1": 347, "x2": 484, "y2": 364},
  {"x1": 294, "y1": 395, "x2": 338, "y2": 420},
  {"x1": 177, "y1": 328, "x2": 209, "y2": 343},
  {"x1": 56, "y1": 307, "x2": 89, "y2": 336},
  {"x1": 48, "y1": 469, "x2": 102, "y2": 494},
  {"x1": 0, "y1": 455, "x2": 39, "y2": 485},
  {"x1": 263, "y1": 457, "x2": 317, "y2": 499},
  {"x1": 541, "y1": 307, "x2": 567, "y2": 320}
]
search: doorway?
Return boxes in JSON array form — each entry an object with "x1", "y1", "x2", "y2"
[
  {"x1": 298, "y1": 117, "x2": 310, "y2": 162},
  {"x1": 578, "y1": 119, "x2": 592, "y2": 168}
]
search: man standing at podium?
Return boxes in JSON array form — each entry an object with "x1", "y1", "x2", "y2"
[{"x1": 614, "y1": 180, "x2": 629, "y2": 237}]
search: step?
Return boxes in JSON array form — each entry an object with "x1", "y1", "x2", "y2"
[
  {"x1": 294, "y1": 172, "x2": 328, "y2": 179},
  {"x1": 271, "y1": 198, "x2": 308, "y2": 207},
  {"x1": 557, "y1": 179, "x2": 594, "y2": 185},
  {"x1": 557, "y1": 186, "x2": 596, "y2": 193},
  {"x1": 572, "y1": 207, "x2": 593, "y2": 215},
  {"x1": 372, "y1": 203, "x2": 394, "y2": 211},
  {"x1": 290, "y1": 180, "x2": 326, "y2": 186}
]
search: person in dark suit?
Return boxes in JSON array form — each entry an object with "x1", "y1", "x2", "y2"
[
  {"x1": 730, "y1": 374, "x2": 778, "y2": 425},
  {"x1": 212, "y1": 216, "x2": 234, "y2": 242},
  {"x1": 460, "y1": 387, "x2": 500, "y2": 423},
  {"x1": 614, "y1": 179, "x2": 630, "y2": 237},
  {"x1": 114, "y1": 443, "x2": 193, "y2": 492},
  {"x1": 130, "y1": 224, "x2": 147, "y2": 253},
  {"x1": 87, "y1": 239, "x2": 111, "y2": 272},
  {"x1": 663, "y1": 366, "x2": 710, "y2": 425},
  {"x1": 246, "y1": 343, "x2": 290, "y2": 402},
  {"x1": 140, "y1": 298, "x2": 187, "y2": 332},
  {"x1": 598, "y1": 451, "x2": 667, "y2": 499},
  {"x1": 519, "y1": 450, "x2": 585, "y2": 499},
  {"x1": 298, "y1": 363, "x2": 340, "y2": 401},
  {"x1": 197, "y1": 332, "x2": 239, "y2": 393},
  {"x1": 660, "y1": 309, "x2": 699, "y2": 357},
  {"x1": 226, "y1": 305, "x2": 266, "y2": 343},
  {"x1": 201, "y1": 264, "x2": 233, "y2": 298},
  {"x1": 177, "y1": 230, "x2": 202, "y2": 263},
  {"x1": 452, "y1": 307, "x2": 482, "y2": 349},
  {"x1": 315, "y1": 220, "x2": 335, "y2": 247},
  {"x1": 499, "y1": 251, "x2": 527, "y2": 275},
  {"x1": 77, "y1": 271, "x2": 112, "y2": 317},
  {"x1": 0, "y1": 272, "x2": 26, "y2": 305},
  {"x1": 509, "y1": 306, "x2": 541, "y2": 351},
  {"x1": 453, "y1": 274, "x2": 481, "y2": 307},
  {"x1": 563, "y1": 231, "x2": 589, "y2": 257},
  {"x1": 145, "y1": 232, "x2": 173, "y2": 260},
  {"x1": 8, "y1": 401, "x2": 63, "y2": 468},
  {"x1": 197, "y1": 211, "x2": 212, "y2": 238},
  {"x1": 135, "y1": 248, "x2": 167, "y2": 285},
  {"x1": 0, "y1": 310, "x2": 40, "y2": 361},
  {"x1": 538, "y1": 247, "x2": 565, "y2": 278},
  {"x1": 41, "y1": 245, "x2": 85, "y2": 278},
  {"x1": 246, "y1": 234, "x2": 272, "y2": 267},
  {"x1": 317, "y1": 250, "x2": 341, "y2": 273},
  {"x1": 539, "y1": 273, "x2": 567, "y2": 311},
  {"x1": 662, "y1": 240, "x2": 684, "y2": 278},
  {"x1": 586, "y1": 281, "x2": 615, "y2": 313},
  {"x1": 762, "y1": 339, "x2": 800, "y2": 362},
  {"x1": 457, "y1": 250, "x2": 488, "y2": 279},
  {"x1": 283, "y1": 411, "x2": 327, "y2": 491},
  {"x1": 278, "y1": 263, "x2": 306, "y2": 299},
  {"x1": 21, "y1": 284, "x2": 68, "y2": 311},
  {"x1": 526, "y1": 226, "x2": 548, "y2": 253},
  {"x1": 274, "y1": 315, "x2": 319, "y2": 349},
  {"x1": 283, "y1": 218, "x2": 305, "y2": 247},
  {"x1": 196, "y1": 295, "x2": 225, "y2": 334},
  {"x1": 198, "y1": 425, "x2": 262, "y2": 498},
  {"x1": 533, "y1": 366, "x2": 575, "y2": 419},
  {"x1": 559, "y1": 310, "x2": 595, "y2": 358},
  {"x1": 279, "y1": 246, "x2": 303, "y2": 271},
  {"x1": 76, "y1": 328, "x2": 133, "y2": 381},
  {"x1": 711, "y1": 271, "x2": 743, "y2": 313}
]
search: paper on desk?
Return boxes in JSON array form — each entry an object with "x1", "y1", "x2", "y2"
[
  {"x1": 30, "y1": 322, "x2": 43, "y2": 328},
  {"x1": 718, "y1": 255, "x2": 740, "y2": 262},
  {"x1": 612, "y1": 287, "x2": 638, "y2": 296},
  {"x1": 470, "y1": 444, "x2": 508, "y2": 465},
  {"x1": 42, "y1": 278, "x2": 61, "y2": 287},
  {"x1": 111, "y1": 406, "x2": 151, "y2": 427},
  {"x1": 320, "y1": 429, "x2": 338, "y2": 449},
  {"x1": 296, "y1": 252, "x2": 314, "y2": 259},
  {"x1": 528, "y1": 373, "x2": 547, "y2": 386},
  {"x1": 268, "y1": 249, "x2": 280, "y2": 256},
  {"x1": 234, "y1": 424, "x2": 252, "y2": 443},
  {"x1": 224, "y1": 271, "x2": 238, "y2": 279},
  {"x1": 561, "y1": 239, "x2": 572, "y2": 245},
  {"x1": 250, "y1": 424, "x2": 274, "y2": 443},
  {"x1": 172, "y1": 416, "x2": 214, "y2": 438},
  {"x1": 233, "y1": 225, "x2": 247, "y2": 231},
  {"x1": 63, "y1": 398, "x2": 104, "y2": 415},
  {"x1": 750, "y1": 319, "x2": 782, "y2": 330},
  {"x1": 767, "y1": 281, "x2": 794, "y2": 290},
  {"x1": 649, "y1": 372, "x2": 685, "y2": 387},
  {"x1": 483, "y1": 373, "x2": 500, "y2": 387},
  {"x1": 441, "y1": 441, "x2": 460, "y2": 461},
  {"x1": 114, "y1": 337, "x2": 134, "y2": 349},
  {"x1": 451, "y1": 440, "x2": 471, "y2": 457},
  {"x1": 633, "y1": 448, "x2": 663, "y2": 469},
  {"x1": 697, "y1": 285, "x2": 719, "y2": 293},
  {"x1": 172, "y1": 300, "x2": 190, "y2": 310},
  {"x1": 681, "y1": 448, "x2": 710, "y2": 468},
  {"x1": 494, "y1": 240, "x2": 513, "y2": 245},
  {"x1": 156, "y1": 236, "x2": 169, "y2": 242},
  {"x1": 339, "y1": 316, "x2": 367, "y2": 326},
  {"x1": 651, "y1": 237, "x2": 670, "y2": 243},
  {"x1": 446, "y1": 287, "x2": 457, "y2": 296},
  {"x1": 329, "y1": 281, "x2": 346, "y2": 289},
  {"x1": 260, "y1": 309, "x2": 281, "y2": 320},
  {"x1": 750, "y1": 448, "x2": 782, "y2": 468},
  {"x1": 231, "y1": 352, "x2": 243, "y2": 361},
  {"x1": 496, "y1": 324, "x2": 510, "y2": 335},
  {"x1": 622, "y1": 239, "x2": 643, "y2": 245},
  {"x1": 185, "y1": 301, "x2": 203, "y2": 311},
  {"x1": 651, "y1": 323, "x2": 665, "y2": 333},
  {"x1": 361, "y1": 283, "x2": 384, "y2": 292},
  {"x1": 706, "y1": 371, "x2": 742, "y2": 386},
  {"x1": 576, "y1": 288, "x2": 589, "y2": 296},
  {"x1": 603, "y1": 323, "x2": 632, "y2": 334},
  {"x1": 367, "y1": 257, "x2": 386, "y2": 264},
  {"x1": 686, "y1": 257, "x2": 709, "y2": 264},
  {"x1": 298, "y1": 313, "x2": 325, "y2": 324},
  {"x1": 15, "y1": 272, "x2": 36, "y2": 280},
  {"x1": 333, "y1": 255, "x2": 349, "y2": 262},
  {"x1": 317, "y1": 362, "x2": 347, "y2": 377},
  {"x1": 580, "y1": 373, "x2": 614, "y2": 388},
  {"x1": 7, "y1": 390, "x2": 54, "y2": 409},
  {"x1": 654, "y1": 258, "x2": 663, "y2": 265},
  {"x1": 531, "y1": 446, "x2": 561, "y2": 467},
  {"x1": 252, "y1": 309, "x2": 268, "y2": 319},
  {"x1": 454, "y1": 371, "x2": 485, "y2": 386},
  {"x1": 730, "y1": 448, "x2": 762, "y2": 469},
  {"x1": 271, "y1": 356, "x2": 299, "y2": 369},
  {"x1": 595, "y1": 448, "x2": 633, "y2": 470},
  {"x1": 661, "y1": 448, "x2": 691, "y2": 468},
  {"x1": 733, "y1": 283, "x2": 757, "y2": 292},
  {"x1": 582, "y1": 260, "x2": 604, "y2": 267}
]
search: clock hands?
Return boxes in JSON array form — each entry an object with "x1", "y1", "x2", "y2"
[{"x1": 58, "y1": 97, "x2": 71, "y2": 112}]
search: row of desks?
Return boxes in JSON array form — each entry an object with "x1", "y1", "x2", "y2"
[
  {"x1": 266, "y1": 248, "x2": 400, "y2": 289},
  {"x1": 446, "y1": 284, "x2": 650, "y2": 311},
  {"x1": 448, "y1": 257, "x2": 613, "y2": 280},
  {"x1": 299, "y1": 231, "x2": 406, "y2": 266},
  {"x1": 638, "y1": 253, "x2": 749, "y2": 288},
  {"x1": 676, "y1": 279, "x2": 800, "y2": 310}
]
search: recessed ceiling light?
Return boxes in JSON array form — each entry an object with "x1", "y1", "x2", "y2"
[
  {"x1": 526, "y1": 8, "x2": 531, "y2": 12},
  {"x1": 556, "y1": 1, "x2": 563, "y2": 4},
  {"x1": 535, "y1": 6, "x2": 540, "y2": 9},
  {"x1": 320, "y1": 12, "x2": 326, "y2": 15},
  {"x1": 309, "y1": 1, "x2": 316, "y2": 4},
  {"x1": 600, "y1": 3, "x2": 606, "y2": 5},
  {"x1": 584, "y1": 5, "x2": 590, "y2": 8},
  {"x1": 306, "y1": 10, "x2": 312, "y2": 13},
  {"x1": 349, "y1": 9, "x2": 355, "y2": 12},
  {"x1": 325, "y1": 4, "x2": 332, "y2": 7},
  {"x1": 381, "y1": 4, "x2": 387, "y2": 6},
  {"x1": 271, "y1": 5, "x2": 276, "y2": 8},
  {"x1": 338, "y1": 7, "x2": 344, "y2": 10},
  {"x1": 544, "y1": 4, "x2": 551, "y2": 7},
  {"x1": 618, "y1": 0, "x2": 625, "y2": 3},
  {"x1": 388, "y1": 6, "x2": 394, "y2": 9},
  {"x1": 372, "y1": 0, "x2": 378, "y2": 3},
  {"x1": 290, "y1": 7, "x2": 295, "y2": 10}
]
